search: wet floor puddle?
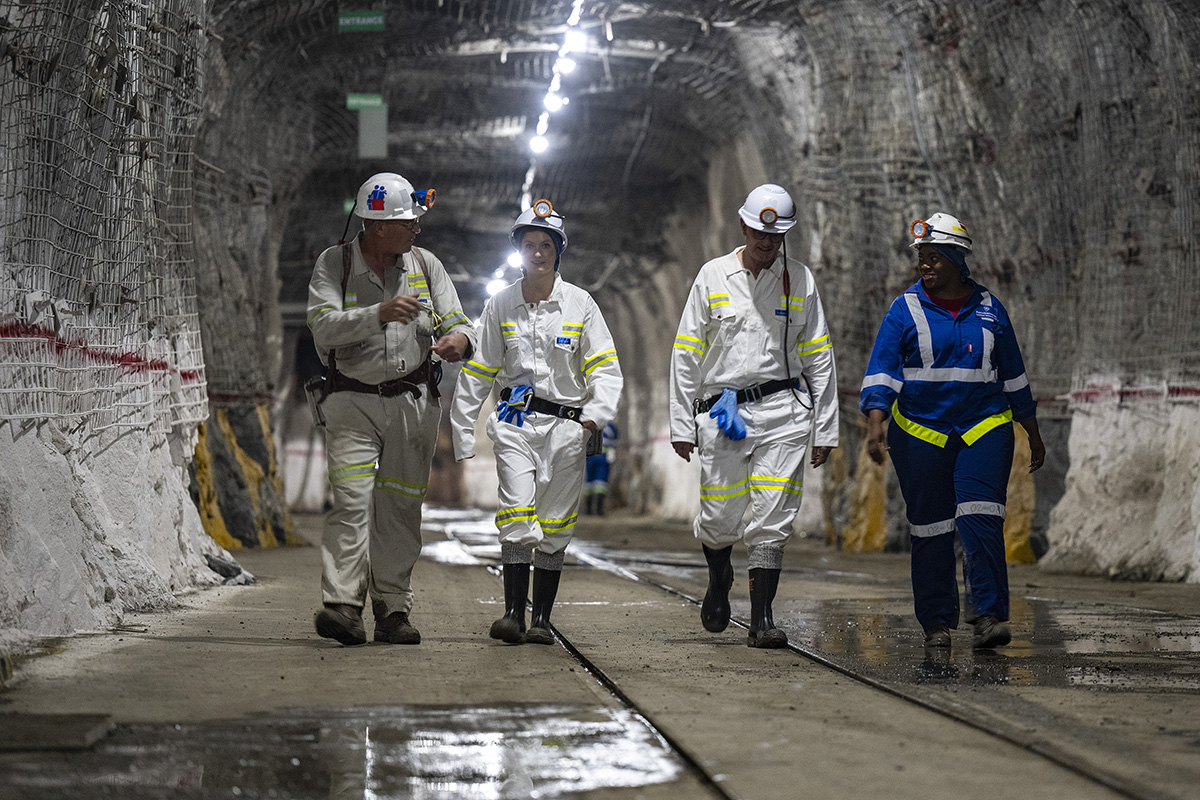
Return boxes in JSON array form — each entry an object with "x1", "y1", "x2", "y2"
[
  {"x1": 772, "y1": 596, "x2": 1200, "y2": 691},
  {"x1": 0, "y1": 704, "x2": 684, "y2": 799}
]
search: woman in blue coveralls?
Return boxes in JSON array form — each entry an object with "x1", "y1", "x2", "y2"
[{"x1": 861, "y1": 213, "x2": 1045, "y2": 649}]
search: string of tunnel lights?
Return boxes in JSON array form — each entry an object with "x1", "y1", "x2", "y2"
[{"x1": 487, "y1": 0, "x2": 608, "y2": 296}]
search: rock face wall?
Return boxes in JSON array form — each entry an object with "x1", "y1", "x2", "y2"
[
  {"x1": 1042, "y1": 402, "x2": 1200, "y2": 581},
  {"x1": 0, "y1": 421, "x2": 226, "y2": 654},
  {"x1": 545, "y1": 1, "x2": 1200, "y2": 581}
]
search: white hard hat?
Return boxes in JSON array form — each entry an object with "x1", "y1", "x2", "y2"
[
  {"x1": 910, "y1": 212, "x2": 972, "y2": 252},
  {"x1": 510, "y1": 198, "x2": 568, "y2": 252},
  {"x1": 355, "y1": 172, "x2": 436, "y2": 220},
  {"x1": 738, "y1": 184, "x2": 797, "y2": 233}
]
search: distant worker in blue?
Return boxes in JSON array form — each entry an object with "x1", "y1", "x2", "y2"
[
  {"x1": 670, "y1": 183, "x2": 840, "y2": 649},
  {"x1": 584, "y1": 421, "x2": 619, "y2": 515},
  {"x1": 861, "y1": 213, "x2": 1045, "y2": 650},
  {"x1": 451, "y1": 200, "x2": 623, "y2": 646}
]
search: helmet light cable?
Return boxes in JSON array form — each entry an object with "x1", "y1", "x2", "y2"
[
  {"x1": 781, "y1": 237, "x2": 813, "y2": 411},
  {"x1": 338, "y1": 200, "x2": 357, "y2": 245}
]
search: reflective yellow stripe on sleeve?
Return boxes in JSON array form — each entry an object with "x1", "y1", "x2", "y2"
[
  {"x1": 673, "y1": 334, "x2": 706, "y2": 355},
  {"x1": 796, "y1": 334, "x2": 831, "y2": 357},
  {"x1": 961, "y1": 410, "x2": 1013, "y2": 446},
  {"x1": 891, "y1": 402, "x2": 948, "y2": 448}
]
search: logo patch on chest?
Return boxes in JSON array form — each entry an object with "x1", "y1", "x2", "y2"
[
  {"x1": 975, "y1": 308, "x2": 998, "y2": 323},
  {"x1": 556, "y1": 336, "x2": 571, "y2": 345}
]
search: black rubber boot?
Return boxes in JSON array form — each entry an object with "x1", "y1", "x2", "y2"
[
  {"x1": 595, "y1": 495, "x2": 606, "y2": 516},
  {"x1": 489, "y1": 563, "x2": 529, "y2": 644},
  {"x1": 526, "y1": 567, "x2": 562, "y2": 645},
  {"x1": 584, "y1": 495, "x2": 594, "y2": 515},
  {"x1": 747, "y1": 568, "x2": 787, "y2": 648},
  {"x1": 700, "y1": 545, "x2": 734, "y2": 632}
]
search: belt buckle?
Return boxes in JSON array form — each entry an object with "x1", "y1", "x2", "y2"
[
  {"x1": 692, "y1": 399, "x2": 703, "y2": 416},
  {"x1": 745, "y1": 383, "x2": 763, "y2": 403}
]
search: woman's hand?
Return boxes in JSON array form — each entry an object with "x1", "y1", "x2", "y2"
[
  {"x1": 672, "y1": 441, "x2": 695, "y2": 462},
  {"x1": 866, "y1": 409, "x2": 889, "y2": 465},
  {"x1": 810, "y1": 446, "x2": 833, "y2": 468},
  {"x1": 1020, "y1": 418, "x2": 1046, "y2": 473}
]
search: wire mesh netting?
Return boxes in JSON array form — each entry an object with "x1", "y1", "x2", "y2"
[{"x1": 0, "y1": 0, "x2": 208, "y2": 434}]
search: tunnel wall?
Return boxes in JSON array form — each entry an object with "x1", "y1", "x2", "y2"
[
  {"x1": 0, "y1": 0, "x2": 248, "y2": 648},
  {"x1": 608, "y1": 1, "x2": 1200, "y2": 580}
]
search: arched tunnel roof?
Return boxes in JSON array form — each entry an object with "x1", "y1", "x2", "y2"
[{"x1": 207, "y1": 1, "x2": 796, "y2": 304}]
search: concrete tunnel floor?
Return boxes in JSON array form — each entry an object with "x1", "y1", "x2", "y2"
[{"x1": 2, "y1": 509, "x2": 1199, "y2": 800}]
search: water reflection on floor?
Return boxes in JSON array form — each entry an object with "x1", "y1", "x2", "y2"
[
  {"x1": 0, "y1": 705, "x2": 684, "y2": 800},
  {"x1": 433, "y1": 508, "x2": 1200, "y2": 696},
  {"x1": 579, "y1": 537, "x2": 1200, "y2": 694}
]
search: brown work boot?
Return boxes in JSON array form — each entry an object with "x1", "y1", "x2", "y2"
[
  {"x1": 372, "y1": 602, "x2": 421, "y2": 645},
  {"x1": 314, "y1": 603, "x2": 366, "y2": 646},
  {"x1": 972, "y1": 616, "x2": 1011, "y2": 649}
]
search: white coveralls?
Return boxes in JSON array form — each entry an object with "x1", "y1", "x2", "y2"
[
  {"x1": 451, "y1": 276, "x2": 623, "y2": 568},
  {"x1": 307, "y1": 236, "x2": 476, "y2": 615},
  {"x1": 669, "y1": 248, "x2": 839, "y2": 569}
]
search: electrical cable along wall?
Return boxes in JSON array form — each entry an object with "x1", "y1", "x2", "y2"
[{"x1": 0, "y1": 0, "x2": 209, "y2": 435}]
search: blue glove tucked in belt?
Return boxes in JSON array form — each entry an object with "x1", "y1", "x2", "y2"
[
  {"x1": 497, "y1": 385, "x2": 534, "y2": 427},
  {"x1": 708, "y1": 388, "x2": 746, "y2": 440}
]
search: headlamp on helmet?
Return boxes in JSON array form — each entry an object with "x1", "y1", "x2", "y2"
[
  {"x1": 739, "y1": 184, "x2": 797, "y2": 234},
  {"x1": 412, "y1": 188, "x2": 436, "y2": 211},
  {"x1": 910, "y1": 212, "x2": 972, "y2": 252}
]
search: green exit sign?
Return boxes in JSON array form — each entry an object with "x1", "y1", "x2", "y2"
[
  {"x1": 339, "y1": 10, "x2": 385, "y2": 32},
  {"x1": 346, "y1": 93, "x2": 383, "y2": 110}
]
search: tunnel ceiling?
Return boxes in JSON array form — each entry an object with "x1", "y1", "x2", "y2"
[{"x1": 206, "y1": 0, "x2": 795, "y2": 303}]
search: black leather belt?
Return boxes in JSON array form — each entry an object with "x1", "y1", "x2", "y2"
[
  {"x1": 693, "y1": 378, "x2": 799, "y2": 415},
  {"x1": 329, "y1": 358, "x2": 432, "y2": 399},
  {"x1": 500, "y1": 387, "x2": 583, "y2": 422}
]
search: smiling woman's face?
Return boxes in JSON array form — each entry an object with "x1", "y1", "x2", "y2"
[
  {"x1": 917, "y1": 245, "x2": 965, "y2": 296},
  {"x1": 520, "y1": 230, "x2": 557, "y2": 278}
]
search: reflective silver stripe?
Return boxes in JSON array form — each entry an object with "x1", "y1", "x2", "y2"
[
  {"x1": 903, "y1": 367, "x2": 994, "y2": 382},
  {"x1": 911, "y1": 519, "x2": 956, "y2": 537},
  {"x1": 862, "y1": 373, "x2": 904, "y2": 392},
  {"x1": 905, "y1": 294, "x2": 934, "y2": 366},
  {"x1": 1003, "y1": 373, "x2": 1029, "y2": 392},
  {"x1": 957, "y1": 501, "x2": 1006, "y2": 519}
]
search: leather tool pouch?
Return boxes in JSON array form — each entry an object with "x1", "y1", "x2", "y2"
[{"x1": 304, "y1": 375, "x2": 328, "y2": 428}]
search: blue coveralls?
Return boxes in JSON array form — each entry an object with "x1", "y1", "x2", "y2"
[{"x1": 860, "y1": 280, "x2": 1037, "y2": 632}]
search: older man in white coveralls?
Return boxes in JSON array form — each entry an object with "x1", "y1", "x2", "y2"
[
  {"x1": 307, "y1": 172, "x2": 476, "y2": 646},
  {"x1": 452, "y1": 200, "x2": 622, "y2": 645},
  {"x1": 669, "y1": 184, "x2": 839, "y2": 648}
]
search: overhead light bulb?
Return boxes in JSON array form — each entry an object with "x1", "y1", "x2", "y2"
[
  {"x1": 530, "y1": 135, "x2": 549, "y2": 154},
  {"x1": 563, "y1": 30, "x2": 587, "y2": 52},
  {"x1": 544, "y1": 93, "x2": 564, "y2": 112},
  {"x1": 507, "y1": 252, "x2": 522, "y2": 268},
  {"x1": 486, "y1": 279, "x2": 507, "y2": 296},
  {"x1": 556, "y1": 57, "x2": 576, "y2": 74}
]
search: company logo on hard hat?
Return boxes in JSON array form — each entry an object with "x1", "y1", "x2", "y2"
[{"x1": 368, "y1": 185, "x2": 387, "y2": 211}]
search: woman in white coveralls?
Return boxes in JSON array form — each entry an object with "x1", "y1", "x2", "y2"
[
  {"x1": 451, "y1": 200, "x2": 623, "y2": 645},
  {"x1": 669, "y1": 184, "x2": 839, "y2": 648}
]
